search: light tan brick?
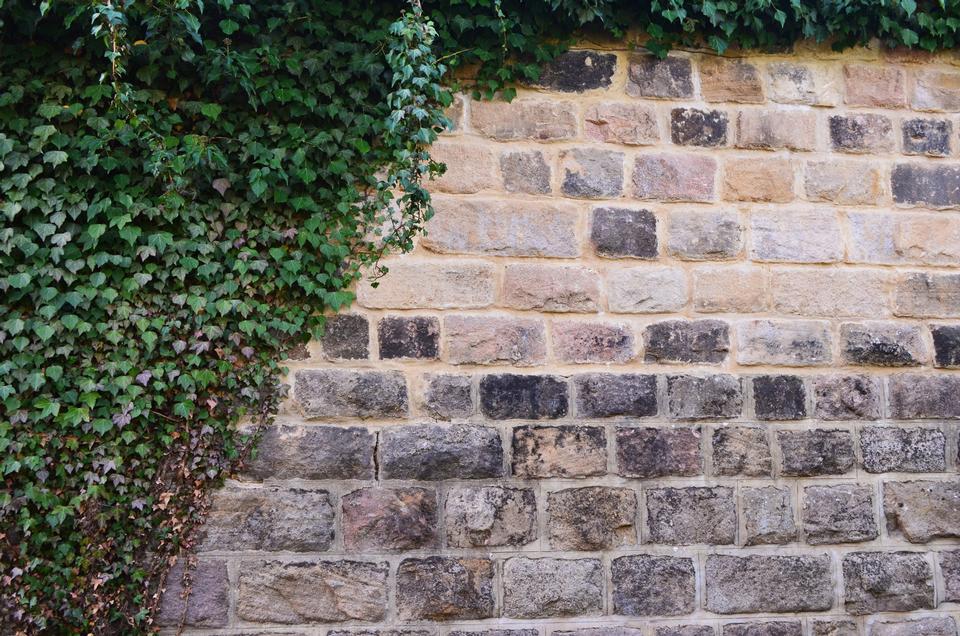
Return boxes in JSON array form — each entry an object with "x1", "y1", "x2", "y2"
[
  {"x1": 632, "y1": 153, "x2": 716, "y2": 202},
  {"x1": 913, "y1": 69, "x2": 960, "y2": 111},
  {"x1": 848, "y1": 211, "x2": 960, "y2": 265},
  {"x1": 423, "y1": 197, "x2": 580, "y2": 257},
  {"x1": 770, "y1": 268, "x2": 889, "y2": 318},
  {"x1": 357, "y1": 260, "x2": 495, "y2": 309},
  {"x1": 584, "y1": 102, "x2": 659, "y2": 145},
  {"x1": 444, "y1": 315, "x2": 547, "y2": 366},
  {"x1": 737, "y1": 319, "x2": 833, "y2": 366},
  {"x1": 766, "y1": 62, "x2": 840, "y2": 106},
  {"x1": 699, "y1": 58, "x2": 764, "y2": 103},
  {"x1": 723, "y1": 158, "x2": 795, "y2": 203},
  {"x1": 894, "y1": 272, "x2": 960, "y2": 318},
  {"x1": 750, "y1": 209, "x2": 843, "y2": 263},
  {"x1": 428, "y1": 140, "x2": 497, "y2": 194},
  {"x1": 693, "y1": 265, "x2": 768, "y2": 314},
  {"x1": 471, "y1": 98, "x2": 578, "y2": 140},
  {"x1": 551, "y1": 320, "x2": 635, "y2": 363},
  {"x1": 804, "y1": 160, "x2": 883, "y2": 205},
  {"x1": 735, "y1": 109, "x2": 817, "y2": 151},
  {"x1": 607, "y1": 267, "x2": 687, "y2": 314},
  {"x1": 843, "y1": 64, "x2": 907, "y2": 108},
  {"x1": 502, "y1": 264, "x2": 601, "y2": 313}
]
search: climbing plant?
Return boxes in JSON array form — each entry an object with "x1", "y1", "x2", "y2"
[{"x1": 1, "y1": 0, "x2": 957, "y2": 632}]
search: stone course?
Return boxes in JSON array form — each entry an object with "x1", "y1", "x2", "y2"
[{"x1": 172, "y1": 45, "x2": 960, "y2": 636}]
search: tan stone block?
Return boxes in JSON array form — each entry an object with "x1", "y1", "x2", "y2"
[
  {"x1": 913, "y1": 69, "x2": 960, "y2": 111},
  {"x1": 551, "y1": 320, "x2": 635, "y2": 363},
  {"x1": 443, "y1": 315, "x2": 547, "y2": 366},
  {"x1": 736, "y1": 319, "x2": 833, "y2": 366},
  {"x1": 736, "y1": 109, "x2": 817, "y2": 151},
  {"x1": 471, "y1": 97, "x2": 578, "y2": 140},
  {"x1": 692, "y1": 265, "x2": 768, "y2": 313},
  {"x1": 607, "y1": 267, "x2": 687, "y2": 313},
  {"x1": 632, "y1": 153, "x2": 717, "y2": 202},
  {"x1": 894, "y1": 272, "x2": 960, "y2": 318},
  {"x1": 766, "y1": 62, "x2": 840, "y2": 106},
  {"x1": 770, "y1": 268, "x2": 890, "y2": 318},
  {"x1": 848, "y1": 211, "x2": 960, "y2": 265},
  {"x1": 585, "y1": 102, "x2": 659, "y2": 145},
  {"x1": 357, "y1": 260, "x2": 495, "y2": 309},
  {"x1": 502, "y1": 263, "x2": 601, "y2": 313},
  {"x1": 442, "y1": 93, "x2": 466, "y2": 133},
  {"x1": 699, "y1": 58, "x2": 764, "y2": 103},
  {"x1": 723, "y1": 158, "x2": 795, "y2": 203},
  {"x1": 843, "y1": 64, "x2": 907, "y2": 108},
  {"x1": 428, "y1": 139, "x2": 497, "y2": 194},
  {"x1": 750, "y1": 209, "x2": 843, "y2": 263},
  {"x1": 804, "y1": 160, "x2": 883, "y2": 205}
]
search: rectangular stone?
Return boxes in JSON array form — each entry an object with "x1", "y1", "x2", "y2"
[
  {"x1": 884, "y1": 480, "x2": 960, "y2": 543},
  {"x1": 750, "y1": 209, "x2": 843, "y2": 263},
  {"x1": 574, "y1": 373, "x2": 657, "y2": 418},
  {"x1": 736, "y1": 109, "x2": 817, "y2": 151},
  {"x1": 591, "y1": 206, "x2": 658, "y2": 259},
  {"x1": 428, "y1": 139, "x2": 497, "y2": 193},
  {"x1": 861, "y1": 426, "x2": 946, "y2": 473},
  {"x1": 342, "y1": 487, "x2": 438, "y2": 551},
  {"x1": 871, "y1": 618, "x2": 958, "y2": 636},
  {"x1": 471, "y1": 97, "x2": 578, "y2": 140},
  {"x1": 242, "y1": 425, "x2": 375, "y2": 481},
  {"x1": 552, "y1": 320, "x2": 635, "y2": 363},
  {"x1": 770, "y1": 269, "x2": 889, "y2": 318},
  {"x1": 501, "y1": 149, "x2": 551, "y2": 194},
  {"x1": 444, "y1": 485, "x2": 537, "y2": 548},
  {"x1": 692, "y1": 265, "x2": 768, "y2": 313},
  {"x1": 512, "y1": 425, "x2": 606, "y2": 478},
  {"x1": 419, "y1": 373, "x2": 474, "y2": 421},
  {"x1": 633, "y1": 153, "x2": 717, "y2": 202},
  {"x1": 842, "y1": 551, "x2": 933, "y2": 614},
  {"x1": 397, "y1": 557, "x2": 495, "y2": 620},
  {"x1": 503, "y1": 263, "x2": 600, "y2": 312},
  {"x1": 723, "y1": 158, "x2": 795, "y2": 203},
  {"x1": 813, "y1": 374, "x2": 882, "y2": 421},
  {"x1": 607, "y1": 266, "x2": 688, "y2": 313},
  {"x1": 294, "y1": 368, "x2": 408, "y2": 419},
  {"x1": 742, "y1": 486, "x2": 797, "y2": 546},
  {"x1": 704, "y1": 554, "x2": 833, "y2": 613},
  {"x1": 753, "y1": 375, "x2": 807, "y2": 421},
  {"x1": 894, "y1": 272, "x2": 960, "y2": 317},
  {"x1": 779, "y1": 429, "x2": 856, "y2": 476},
  {"x1": 667, "y1": 209, "x2": 743, "y2": 260},
  {"x1": 843, "y1": 64, "x2": 906, "y2": 108},
  {"x1": 903, "y1": 118, "x2": 952, "y2": 156},
  {"x1": 893, "y1": 163, "x2": 960, "y2": 208},
  {"x1": 848, "y1": 212, "x2": 960, "y2": 266},
  {"x1": 378, "y1": 316, "x2": 439, "y2": 360},
  {"x1": 736, "y1": 319, "x2": 832, "y2": 366},
  {"x1": 645, "y1": 486, "x2": 736, "y2": 545},
  {"x1": 480, "y1": 374, "x2": 568, "y2": 420},
  {"x1": 724, "y1": 623, "x2": 802, "y2": 636},
  {"x1": 616, "y1": 426, "x2": 702, "y2": 478},
  {"x1": 934, "y1": 325, "x2": 960, "y2": 368},
  {"x1": 699, "y1": 58, "x2": 764, "y2": 103},
  {"x1": 712, "y1": 426, "x2": 772, "y2": 477},
  {"x1": 644, "y1": 319, "x2": 730, "y2": 364},
  {"x1": 612, "y1": 555, "x2": 696, "y2": 616},
  {"x1": 380, "y1": 425, "x2": 504, "y2": 480},
  {"x1": 766, "y1": 62, "x2": 840, "y2": 106},
  {"x1": 585, "y1": 102, "x2": 659, "y2": 145},
  {"x1": 671, "y1": 108, "x2": 728, "y2": 147},
  {"x1": 840, "y1": 321, "x2": 928, "y2": 367},
  {"x1": 805, "y1": 159, "x2": 883, "y2": 205},
  {"x1": 357, "y1": 260, "x2": 495, "y2": 309},
  {"x1": 444, "y1": 315, "x2": 546, "y2": 366},
  {"x1": 888, "y1": 374, "x2": 960, "y2": 419},
  {"x1": 830, "y1": 114, "x2": 894, "y2": 153},
  {"x1": 667, "y1": 374, "x2": 743, "y2": 420},
  {"x1": 158, "y1": 559, "x2": 229, "y2": 628},
  {"x1": 560, "y1": 147, "x2": 624, "y2": 198},
  {"x1": 913, "y1": 69, "x2": 960, "y2": 111},
  {"x1": 802, "y1": 484, "x2": 878, "y2": 545},
  {"x1": 537, "y1": 50, "x2": 617, "y2": 92},
  {"x1": 626, "y1": 54, "x2": 694, "y2": 98},
  {"x1": 547, "y1": 486, "x2": 637, "y2": 550},
  {"x1": 502, "y1": 557, "x2": 603, "y2": 619}
]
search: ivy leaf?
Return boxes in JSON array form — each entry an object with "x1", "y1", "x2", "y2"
[
  {"x1": 43, "y1": 150, "x2": 68, "y2": 166},
  {"x1": 201, "y1": 103, "x2": 223, "y2": 120},
  {"x1": 7, "y1": 273, "x2": 31, "y2": 289}
]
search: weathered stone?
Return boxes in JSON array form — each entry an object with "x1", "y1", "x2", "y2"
[
  {"x1": 830, "y1": 114, "x2": 894, "y2": 153},
  {"x1": 396, "y1": 557, "x2": 495, "y2": 620},
  {"x1": 894, "y1": 272, "x2": 960, "y2": 317},
  {"x1": 712, "y1": 426, "x2": 772, "y2": 477},
  {"x1": 331, "y1": 631, "x2": 434, "y2": 636},
  {"x1": 742, "y1": 486, "x2": 797, "y2": 546},
  {"x1": 552, "y1": 320, "x2": 635, "y2": 363},
  {"x1": 200, "y1": 487, "x2": 334, "y2": 552},
  {"x1": 617, "y1": 426, "x2": 702, "y2": 478},
  {"x1": 656, "y1": 627, "x2": 715, "y2": 636},
  {"x1": 321, "y1": 314, "x2": 369, "y2": 360},
  {"x1": 812, "y1": 620, "x2": 858, "y2": 636},
  {"x1": 501, "y1": 150, "x2": 551, "y2": 194},
  {"x1": 737, "y1": 319, "x2": 832, "y2": 366},
  {"x1": 750, "y1": 209, "x2": 843, "y2": 263},
  {"x1": 591, "y1": 207, "x2": 658, "y2": 259},
  {"x1": 607, "y1": 266, "x2": 688, "y2": 313},
  {"x1": 913, "y1": 68, "x2": 960, "y2": 111},
  {"x1": 753, "y1": 375, "x2": 807, "y2": 421},
  {"x1": 585, "y1": 102, "x2": 659, "y2": 145},
  {"x1": 769, "y1": 269, "x2": 889, "y2": 318},
  {"x1": 671, "y1": 108, "x2": 728, "y2": 146},
  {"x1": 626, "y1": 55, "x2": 694, "y2": 98},
  {"x1": 736, "y1": 109, "x2": 817, "y2": 151},
  {"x1": 342, "y1": 487, "x2": 437, "y2": 551},
  {"x1": 646, "y1": 486, "x2": 736, "y2": 545},
  {"x1": 503, "y1": 264, "x2": 601, "y2": 313},
  {"x1": 940, "y1": 550, "x2": 960, "y2": 602},
  {"x1": 723, "y1": 158, "x2": 795, "y2": 203},
  {"x1": 802, "y1": 484, "x2": 878, "y2": 545},
  {"x1": 804, "y1": 160, "x2": 883, "y2": 205},
  {"x1": 294, "y1": 369, "x2": 408, "y2": 419},
  {"x1": 420, "y1": 374, "x2": 473, "y2": 420},
  {"x1": 445, "y1": 486, "x2": 537, "y2": 548},
  {"x1": 840, "y1": 322, "x2": 927, "y2": 367},
  {"x1": 723, "y1": 623, "x2": 802, "y2": 636},
  {"x1": 380, "y1": 425, "x2": 504, "y2": 480},
  {"x1": 693, "y1": 265, "x2": 768, "y2": 313},
  {"x1": 560, "y1": 147, "x2": 624, "y2": 198},
  {"x1": 480, "y1": 374, "x2": 568, "y2": 420},
  {"x1": 933, "y1": 325, "x2": 960, "y2": 367},
  {"x1": 902, "y1": 118, "x2": 952, "y2": 156},
  {"x1": 847, "y1": 211, "x2": 960, "y2": 266},
  {"x1": 884, "y1": 480, "x2": 960, "y2": 542},
  {"x1": 612, "y1": 555, "x2": 696, "y2": 616},
  {"x1": 870, "y1": 618, "x2": 958, "y2": 636},
  {"x1": 861, "y1": 426, "x2": 946, "y2": 473},
  {"x1": 633, "y1": 154, "x2": 717, "y2": 202},
  {"x1": 548, "y1": 486, "x2": 637, "y2": 550},
  {"x1": 471, "y1": 98, "x2": 578, "y2": 141},
  {"x1": 842, "y1": 551, "x2": 934, "y2": 614},
  {"x1": 357, "y1": 260, "x2": 495, "y2": 310},
  {"x1": 575, "y1": 373, "x2": 658, "y2": 418},
  {"x1": 512, "y1": 425, "x2": 607, "y2": 478},
  {"x1": 700, "y1": 58, "x2": 764, "y2": 103},
  {"x1": 888, "y1": 374, "x2": 960, "y2": 419},
  {"x1": 452, "y1": 631, "x2": 537, "y2": 636},
  {"x1": 667, "y1": 375, "x2": 743, "y2": 420},
  {"x1": 243, "y1": 425, "x2": 374, "y2": 481},
  {"x1": 705, "y1": 554, "x2": 833, "y2": 613},
  {"x1": 778, "y1": 429, "x2": 856, "y2": 476},
  {"x1": 767, "y1": 62, "x2": 839, "y2": 105},
  {"x1": 644, "y1": 319, "x2": 730, "y2": 364},
  {"x1": 813, "y1": 375, "x2": 882, "y2": 421},
  {"x1": 667, "y1": 209, "x2": 743, "y2": 260},
  {"x1": 843, "y1": 64, "x2": 906, "y2": 108},
  {"x1": 158, "y1": 559, "x2": 229, "y2": 628},
  {"x1": 896, "y1": 163, "x2": 960, "y2": 210},
  {"x1": 444, "y1": 315, "x2": 546, "y2": 366},
  {"x1": 537, "y1": 50, "x2": 616, "y2": 92},
  {"x1": 502, "y1": 557, "x2": 604, "y2": 619},
  {"x1": 378, "y1": 316, "x2": 439, "y2": 360},
  {"x1": 429, "y1": 140, "x2": 497, "y2": 193},
  {"x1": 560, "y1": 629, "x2": 646, "y2": 636},
  {"x1": 237, "y1": 560, "x2": 389, "y2": 623}
]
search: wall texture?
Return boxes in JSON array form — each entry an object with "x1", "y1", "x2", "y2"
[{"x1": 161, "y1": 44, "x2": 960, "y2": 636}]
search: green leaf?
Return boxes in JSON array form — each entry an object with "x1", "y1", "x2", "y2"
[
  {"x1": 201, "y1": 103, "x2": 223, "y2": 120},
  {"x1": 43, "y1": 150, "x2": 68, "y2": 166},
  {"x1": 7, "y1": 273, "x2": 31, "y2": 289}
]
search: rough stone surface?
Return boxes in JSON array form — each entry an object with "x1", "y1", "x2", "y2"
[
  {"x1": 705, "y1": 554, "x2": 833, "y2": 613},
  {"x1": 700, "y1": 58, "x2": 764, "y2": 103},
  {"x1": 667, "y1": 209, "x2": 743, "y2": 260},
  {"x1": 607, "y1": 266, "x2": 688, "y2": 313},
  {"x1": 840, "y1": 322, "x2": 927, "y2": 367},
  {"x1": 812, "y1": 620, "x2": 859, "y2": 636},
  {"x1": 767, "y1": 62, "x2": 839, "y2": 105},
  {"x1": 502, "y1": 557, "x2": 604, "y2": 619},
  {"x1": 860, "y1": 426, "x2": 946, "y2": 473},
  {"x1": 723, "y1": 623, "x2": 802, "y2": 636},
  {"x1": 243, "y1": 425, "x2": 375, "y2": 480},
  {"x1": 585, "y1": 102, "x2": 659, "y2": 145},
  {"x1": 913, "y1": 69, "x2": 960, "y2": 111},
  {"x1": 693, "y1": 265, "x2": 768, "y2": 313},
  {"x1": 480, "y1": 374, "x2": 568, "y2": 420},
  {"x1": 933, "y1": 325, "x2": 960, "y2": 367},
  {"x1": 667, "y1": 374, "x2": 743, "y2": 420},
  {"x1": 843, "y1": 64, "x2": 906, "y2": 108},
  {"x1": 778, "y1": 429, "x2": 856, "y2": 476},
  {"x1": 444, "y1": 315, "x2": 546, "y2": 366},
  {"x1": 894, "y1": 272, "x2": 960, "y2": 318},
  {"x1": 742, "y1": 486, "x2": 797, "y2": 546},
  {"x1": 419, "y1": 374, "x2": 473, "y2": 420},
  {"x1": 645, "y1": 486, "x2": 736, "y2": 545},
  {"x1": 894, "y1": 164, "x2": 960, "y2": 208},
  {"x1": 633, "y1": 153, "x2": 717, "y2": 202},
  {"x1": 294, "y1": 369, "x2": 408, "y2": 419},
  {"x1": 591, "y1": 207, "x2": 658, "y2": 259},
  {"x1": 902, "y1": 118, "x2": 952, "y2": 156},
  {"x1": 657, "y1": 627, "x2": 715, "y2": 636},
  {"x1": 321, "y1": 314, "x2": 369, "y2": 360},
  {"x1": 870, "y1": 618, "x2": 958, "y2": 636},
  {"x1": 888, "y1": 374, "x2": 960, "y2": 419},
  {"x1": 804, "y1": 160, "x2": 883, "y2": 205},
  {"x1": 396, "y1": 557, "x2": 495, "y2": 620},
  {"x1": 380, "y1": 425, "x2": 504, "y2": 480},
  {"x1": 612, "y1": 555, "x2": 696, "y2": 616},
  {"x1": 378, "y1": 316, "x2": 440, "y2": 360},
  {"x1": 736, "y1": 319, "x2": 832, "y2": 366},
  {"x1": 560, "y1": 147, "x2": 624, "y2": 199},
  {"x1": 883, "y1": 480, "x2": 960, "y2": 542},
  {"x1": 842, "y1": 551, "x2": 934, "y2": 614},
  {"x1": 574, "y1": 373, "x2": 658, "y2": 418},
  {"x1": 342, "y1": 487, "x2": 438, "y2": 551},
  {"x1": 471, "y1": 98, "x2": 578, "y2": 141},
  {"x1": 536, "y1": 50, "x2": 616, "y2": 92},
  {"x1": 671, "y1": 108, "x2": 728, "y2": 146},
  {"x1": 444, "y1": 486, "x2": 537, "y2": 548},
  {"x1": 501, "y1": 150, "x2": 551, "y2": 194},
  {"x1": 643, "y1": 319, "x2": 730, "y2": 364},
  {"x1": 158, "y1": 560, "x2": 229, "y2": 627},
  {"x1": 502, "y1": 263, "x2": 600, "y2": 312},
  {"x1": 830, "y1": 114, "x2": 894, "y2": 153},
  {"x1": 753, "y1": 375, "x2": 807, "y2": 420},
  {"x1": 802, "y1": 484, "x2": 878, "y2": 545},
  {"x1": 750, "y1": 210, "x2": 843, "y2": 263},
  {"x1": 561, "y1": 630, "x2": 645, "y2": 636},
  {"x1": 552, "y1": 320, "x2": 635, "y2": 363},
  {"x1": 512, "y1": 425, "x2": 607, "y2": 478},
  {"x1": 617, "y1": 426, "x2": 702, "y2": 478},
  {"x1": 940, "y1": 550, "x2": 960, "y2": 602},
  {"x1": 547, "y1": 487, "x2": 637, "y2": 550},
  {"x1": 712, "y1": 426, "x2": 772, "y2": 477},
  {"x1": 813, "y1": 375, "x2": 882, "y2": 421},
  {"x1": 723, "y1": 158, "x2": 795, "y2": 203},
  {"x1": 737, "y1": 109, "x2": 816, "y2": 151},
  {"x1": 626, "y1": 55, "x2": 694, "y2": 98},
  {"x1": 356, "y1": 260, "x2": 495, "y2": 310}
]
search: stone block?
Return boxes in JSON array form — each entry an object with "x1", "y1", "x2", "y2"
[
  {"x1": 552, "y1": 321, "x2": 635, "y2": 363},
  {"x1": 537, "y1": 50, "x2": 616, "y2": 92},
  {"x1": 736, "y1": 109, "x2": 816, "y2": 151},
  {"x1": 830, "y1": 114, "x2": 894, "y2": 153},
  {"x1": 723, "y1": 158, "x2": 794, "y2": 203},
  {"x1": 548, "y1": 486, "x2": 637, "y2": 550},
  {"x1": 612, "y1": 555, "x2": 696, "y2": 616},
  {"x1": 644, "y1": 319, "x2": 730, "y2": 364},
  {"x1": 843, "y1": 64, "x2": 907, "y2": 108},
  {"x1": 607, "y1": 267, "x2": 688, "y2": 314},
  {"x1": 378, "y1": 316, "x2": 439, "y2": 360},
  {"x1": 671, "y1": 108, "x2": 728, "y2": 146},
  {"x1": 667, "y1": 209, "x2": 743, "y2": 260},
  {"x1": 502, "y1": 557, "x2": 604, "y2": 619},
  {"x1": 693, "y1": 265, "x2": 768, "y2": 313},
  {"x1": 342, "y1": 487, "x2": 438, "y2": 551},
  {"x1": 840, "y1": 322, "x2": 927, "y2": 367},
  {"x1": 894, "y1": 272, "x2": 960, "y2": 317},
  {"x1": 770, "y1": 269, "x2": 889, "y2": 318},
  {"x1": 723, "y1": 623, "x2": 802, "y2": 636},
  {"x1": 444, "y1": 315, "x2": 546, "y2": 366},
  {"x1": 883, "y1": 480, "x2": 960, "y2": 542},
  {"x1": 627, "y1": 55, "x2": 694, "y2": 98},
  {"x1": 591, "y1": 207, "x2": 658, "y2": 259},
  {"x1": 617, "y1": 426, "x2": 702, "y2": 478},
  {"x1": 700, "y1": 58, "x2": 764, "y2": 103},
  {"x1": 396, "y1": 557, "x2": 495, "y2": 620},
  {"x1": 321, "y1": 314, "x2": 369, "y2": 360},
  {"x1": 633, "y1": 153, "x2": 717, "y2": 202},
  {"x1": 380, "y1": 425, "x2": 504, "y2": 480},
  {"x1": 736, "y1": 319, "x2": 832, "y2": 366},
  {"x1": 294, "y1": 369, "x2": 408, "y2": 419},
  {"x1": 512, "y1": 425, "x2": 607, "y2": 478},
  {"x1": 813, "y1": 375, "x2": 882, "y2": 421},
  {"x1": 804, "y1": 160, "x2": 883, "y2": 205},
  {"x1": 357, "y1": 260, "x2": 495, "y2": 310},
  {"x1": 560, "y1": 147, "x2": 624, "y2": 198},
  {"x1": 471, "y1": 98, "x2": 578, "y2": 141},
  {"x1": 750, "y1": 209, "x2": 843, "y2": 263},
  {"x1": 586, "y1": 102, "x2": 659, "y2": 145},
  {"x1": 902, "y1": 118, "x2": 952, "y2": 156},
  {"x1": 742, "y1": 486, "x2": 797, "y2": 546},
  {"x1": 158, "y1": 559, "x2": 229, "y2": 628},
  {"x1": 933, "y1": 325, "x2": 960, "y2": 367},
  {"x1": 753, "y1": 375, "x2": 807, "y2": 421},
  {"x1": 501, "y1": 150, "x2": 551, "y2": 194},
  {"x1": 766, "y1": 62, "x2": 839, "y2": 105},
  {"x1": 802, "y1": 484, "x2": 878, "y2": 545},
  {"x1": 445, "y1": 486, "x2": 537, "y2": 548},
  {"x1": 778, "y1": 429, "x2": 856, "y2": 476},
  {"x1": 888, "y1": 374, "x2": 960, "y2": 419},
  {"x1": 419, "y1": 373, "x2": 474, "y2": 420},
  {"x1": 503, "y1": 264, "x2": 601, "y2": 313},
  {"x1": 429, "y1": 140, "x2": 497, "y2": 193},
  {"x1": 712, "y1": 426, "x2": 772, "y2": 477},
  {"x1": 667, "y1": 374, "x2": 743, "y2": 420},
  {"x1": 842, "y1": 551, "x2": 934, "y2": 614},
  {"x1": 913, "y1": 69, "x2": 960, "y2": 111},
  {"x1": 861, "y1": 426, "x2": 946, "y2": 473},
  {"x1": 574, "y1": 373, "x2": 658, "y2": 418},
  {"x1": 870, "y1": 618, "x2": 958, "y2": 636},
  {"x1": 480, "y1": 374, "x2": 568, "y2": 420},
  {"x1": 243, "y1": 425, "x2": 374, "y2": 481},
  {"x1": 646, "y1": 486, "x2": 736, "y2": 545},
  {"x1": 704, "y1": 554, "x2": 833, "y2": 613}
]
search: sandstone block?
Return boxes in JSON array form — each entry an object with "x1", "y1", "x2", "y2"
[
  {"x1": 480, "y1": 374, "x2": 568, "y2": 420},
  {"x1": 812, "y1": 620, "x2": 859, "y2": 636},
  {"x1": 766, "y1": 62, "x2": 839, "y2": 106},
  {"x1": 537, "y1": 50, "x2": 616, "y2": 92},
  {"x1": 742, "y1": 486, "x2": 797, "y2": 546},
  {"x1": 559, "y1": 630, "x2": 645, "y2": 636},
  {"x1": 802, "y1": 484, "x2": 878, "y2": 545},
  {"x1": 617, "y1": 426, "x2": 702, "y2": 478},
  {"x1": 941, "y1": 550, "x2": 960, "y2": 602},
  {"x1": 646, "y1": 486, "x2": 736, "y2": 545},
  {"x1": 502, "y1": 557, "x2": 604, "y2": 619},
  {"x1": 736, "y1": 109, "x2": 816, "y2": 151},
  {"x1": 770, "y1": 269, "x2": 889, "y2": 318},
  {"x1": 560, "y1": 147, "x2": 624, "y2": 198},
  {"x1": 512, "y1": 425, "x2": 607, "y2": 478},
  {"x1": 861, "y1": 426, "x2": 946, "y2": 473},
  {"x1": 503, "y1": 264, "x2": 601, "y2": 313},
  {"x1": 840, "y1": 322, "x2": 927, "y2": 366},
  {"x1": 830, "y1": 114, "x2": 894, "y2": 153},
  {"x1": 612, "y1": 555, "x2": 696, "y2": 616},
  {"x1": 552, "y1": 321, "x2": 635, "y2": 363},
  {"x1": 723, "y1": 158, "x2": 794, "y2": 203},
  {"x1": 804, "y1": 160, "x2": 883, "y2": 205},
  {"x1": 627, "y1": 55, "x2": 694, "y2": 98},
  {"x1": 888, "y1": 374, "x2": 960, "y2": 419},
  {"x1": 357, "y1": 260, "x2": 495, "y2": 309},
  {"x1": 471, "y1": 98, "x2": 578, "y2": 141},
  {"x1": 548, "y1": 486, "x2": 637, "y2": 550},
  {"x1": 704, "y1": 554, "x2": 833, "y2": 613},
  {"x1": 429, "y1": 140, "x2": 497, "y2": 193},
  {"x1": 501, "y1": 150, "x2": 551, "y2": 194},
  {"x1": 736, "y1": 319, "x2": 832, "y2": 366},
  {"x1": 444, "y1": 486, "x2": 537, "y2": 548},
  {"x1": 585, "y1": 102, "x2": 659, "y2": 145},
  {"x1": 842, "y1": 551, "x2": 933, "y2": 614},
  {"x1": 933, "y1": 325, "x2": 960, "y2": 367},
  {"x1": 848, "y1": 211, "x2": 960, "y2": 266},
  {"x1": 750, "y1": 209, "x2": 843, "y2": 263},
  {"x1": 607, "y1": 267, "x2": 688, "y2": 313},
  {"x1": 883, "y1": 480, "x2": 960, "y2": 542},
  {"x1": 671, "y1": 108, "x2": 728, "y2": 146},
  {"x1": 892, "y1": 164, "x2": 960, "y2": 209},
  {"x1": 693, "y1": 265, "x2": 767, "y2": 313},
  {"x1": 380, "y1": 425, "x2": 504, "y2": 480},
  {"x1": 656, "y1": 627, "x2": 715, "y2": 636},
  {"x1": 870, "y1": 618, "x2": 958, "y2": 636},
  {"x1": 843, "y1": 64, "x2": 906, "y2": 108},
  {"x1": 753, "y1": 375, "x2": 807, "y2": 421},
  {"x1": 724, "y1": 623, "x2": 802, "y2": 636},
  {"x1": 243, "y1": 425, "x2": 374, "y2": 481},
  {"x1": 419, "y1": 373, "x2": 474, "y2": 420},
  {"x1": 712, "y1": 426, "x2": 772, "y2": 477},
  {"x1": 158, "y1": 560, "x2": 229, "y2": 628},
  {"x1": 342, "y1": 487, "x2": 438, "y2": 551},
  {"x1": 591, "y1": 206, "x2": 658, "y2": 259},
  {"x1": 444, "y1": 315, "x2": 546, "y2": 366},
  {"x1": 913, "y1": 69, "x2": 960, "y2": 111},
  {"x1": 378, "y1": 316, "x2": 439, "y2": 360},
  {"x1": 633, "y1": 153, "x2": 717, "y2": 202},
  {"x1": 574, "y1": 373, "x2": 658, "y2": 418},
  {"x1": 667, "y1": 209, "x2": 743, "y2": 260},
  {"x1": 902, "y1": 118, "x2": 952, "y2": 156},
  {"x1": 667, "y1": 374, "x2": 743, "y2": 420},
  {"x1": 813, "y1": 375, "x2": 882, "y2": 421},
  {"x1": 396, "y1": 557, "x2": 495, "y2": 620},
  {"x1": 321, "y1": 314, "x2": 369, "y2": 360},
  {"x1": 778, "y1": 429, "x2": 856, "y2": 476},
  {"x1": 294, "y1": 369, "x2": 408, "y2": 419},
  {"x1": 894, "y1": 272, "x2": 960, "y2": 317},
  {"x1": 644, "y1": 319, "x2": 730, "y2": 364},
  {"x1": 700, "y1": 58, "x2": 764, "y2": 103}
]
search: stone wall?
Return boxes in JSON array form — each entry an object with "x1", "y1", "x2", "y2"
[{"x1": 161, "y1": 44, "x2": 960, "y2": 636}]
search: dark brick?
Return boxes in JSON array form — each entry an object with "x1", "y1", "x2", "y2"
[
  {"x1": 712, "y1": 426, "x2": 772, "y2": 477},
  {"x1": 802, "y1": 484, "x2": 878, "y2": 545},
  {"x1": 616, "y1": 426, "x2": 702, "y2": 478},
  {"x1": 574, "y1": 373, "x2": 657, "y2": 418},
  {"x1": 705, "y1": 554, "x2": 833, "y2": 613},
  {"x1": 889, "y1": 374, "x2": 960, "y2": 419},
  {"x1": 646, "y1": 486, "x2": 736, "y2": 545},
  {"x1": 861, "y1": 426, "x2": 946, "y2": 473},
  {"x1": 884, "y1": 480, "x2": 960, "y2": 543},
  {"x1": 778, "y1": 429, "x2": 856, "y2": 476},
  {"x1": 512, "y1": 425, "x2": 606, "y2": 478},
  {"x1": 502, "y1": 557, "x2": 603, "y2": 618},
  {"x1": 547, "y1": 486, "x2": 637, "y2": 550},
  {"x1": 842, "y1": 551, "x2": 934, "y2": 614},
  {"x1": 644, "y1": 319, "x2": 730, "y2": 364},
  {"x1": 444, "y1": 486, "x2": 537, "y2": 548},
  {"x1": 671, "y1": 108, "x2": 728, "y2": 146},
  {"x1": 479, "y1": 374, "x2": 568, "y2": 420},
  {"x1": 840, "y1": 322, "x2": 927, "y2": 367},
  {"x1": 830, "y1": 114, "x2": 893, "y2": 153},
  {"x1": 294, "y1": 369, "x2": 408, "y2": 419},
  {"x1": 501, "y1": 150, "x2": 551, "y2": 194},
  {"x1": 753, "y1": 375, "x2": 806, "y2": 421},
  {"x1": 378, "y1": 316, "x2": 439, "y2": 360},
  {"x1": 933, "y1": 325, "x2": 960, "y2": 368},
  {"x1": 813, "y1": 375, "x2": 882, "y2": 421},
  {"x1": 590, "y1": 206, "x2": 658, "y2": 259},
  {"x1": 537, "y1": 50, "x2": 616, "y2": 92},
  {"x1": 723, "y1": 623, "x2": 802, "y2": 636},
  {"x1": 380, "y1": 425, "x2": 504, "y2": 480},
  {"x1": 612, "y1": 555, "x2": 696, "y2": 616},
  {"x1": 627, "y1": 55, "x2": 694, "y2": 98},
  {"x1": 667, "y1": 374, "x2": 743, "y2": 420},
  {"x1": 940, "y1": 550, "x2": 960, "y2": 602},
  {"x1": 243, "y1": 425, "x2": 374, "y2": 481},
  {"x1": 560, "y1": 147, "x2": 623, "y2": 199},
  {"x1": 321, "y1": 314, "x2": 369, "y2": 360},
  {"x1": 158, "y1": 559, "x2": 229, "y2": 628},
  {"x1": 893, "y1": 163, "x2": 960, "y2": 207},
  {"x1": 396, "y1": 557, "x2": 495, "y2": 620},
  {"x1": 342, "y1": 487, "x2": 438, "y2": 551},
  {"x1": 902, "y1": 118, "x2": 952, "y2": 156},
  {"x1": 420, "y1": 373, "x2": 473, "y2": 420}
]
